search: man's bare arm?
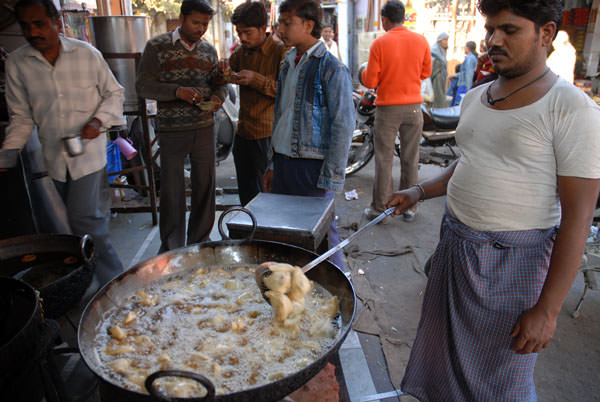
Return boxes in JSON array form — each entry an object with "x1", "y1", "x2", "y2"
[{"x1": 511, "y1": 176, "x2": 600, "y2": 354}]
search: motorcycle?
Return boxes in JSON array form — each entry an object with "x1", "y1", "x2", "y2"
[{"x1": 346, "y1": 87, "x2": 461, "y2": 175}]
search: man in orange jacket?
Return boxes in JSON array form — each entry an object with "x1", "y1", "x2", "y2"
[{"x1": 361, "y1": 0, "x2": 431, "y2": 222}]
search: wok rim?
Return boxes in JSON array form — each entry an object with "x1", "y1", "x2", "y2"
[
  {"x1": 0, "y1": 233, "x2": 95, "y2": 279},
  {"x1": 77, "y1": 238, "x2": 357, "y2": 400},
  {"x1": 0, "y1": 233, "x2": 96, "y2": 318}
]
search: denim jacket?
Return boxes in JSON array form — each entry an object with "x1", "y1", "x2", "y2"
[{"x1": 272, "y1": 41, "x2": 355, "y2": 191}]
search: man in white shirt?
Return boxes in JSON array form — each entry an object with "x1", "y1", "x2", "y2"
[
  {"x1": 547, "y1": 30, "x2": 576, "y2": 83},
  {"x1": 2, "y1": 0, "x2": 125, "y2": 287},
  {"x1": 387, "y1": 0, "x2": 600, "y2": 400}
]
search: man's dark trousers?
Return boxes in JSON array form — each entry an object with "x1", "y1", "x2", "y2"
[
  {"x1": 233, "y1": 135, "x2": 271, "y2": 206},
  {"x1": 272, "y1": 154, "x2": 344, "y2": 270},
  {"x1": 158, "y1": 126, "x2": 215, "y2": 252}
]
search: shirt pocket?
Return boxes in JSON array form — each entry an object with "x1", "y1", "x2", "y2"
[{"x1": 66, "y1": 82, "x2": 101, "y2": 114}]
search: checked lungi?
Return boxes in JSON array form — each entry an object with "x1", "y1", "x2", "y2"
[{"x1": 401, "y1": 212, "x2": 556, "y2": 402}]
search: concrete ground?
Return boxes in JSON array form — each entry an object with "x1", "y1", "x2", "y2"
[{"x1": 102, "y1": 153, "x2": 600, "y2": 402}]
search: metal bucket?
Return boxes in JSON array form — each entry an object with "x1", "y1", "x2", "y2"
[{"x1": 88, "y1": 16, "x2": 151, "y2": 112}]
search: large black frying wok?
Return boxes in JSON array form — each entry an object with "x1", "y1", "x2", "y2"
[
  {"x1": 78, "y1": 214, "x2": 356, "y2": 402},
  {"x1": 0, "y1": 234, "x2": 95, "y2": 318}
]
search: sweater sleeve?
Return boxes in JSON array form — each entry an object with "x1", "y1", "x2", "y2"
[
  {"x1": 229, "y1": 48, "x2": 241, "y2": 71},
  {"x1": 248, "y1": 46, "x2": 286, "y2": 98},
  {"x1": 210, "y1": 56, "x2": 228, "y2": 102},
  {"x1": 135, "y1": 41, "x2": 180, "y2": 101},
  {"x1": 361, "y1": 40, "x2": 381, "y2": 89},
  {"x1": 248, "y1": 73, "x2": 276, "y2": 98}
]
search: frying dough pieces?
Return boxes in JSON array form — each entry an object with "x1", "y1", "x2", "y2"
[
  {"x1": 263, "y1": 271, "x2": 291, "y2": 294},
  {"x1": 261, "y1": 262, "x2": 311, "y2": 323},
  {"x1": 289, "y1": 267, "x2": 310, "y2": 301},
  {"x1": 265, "y1": 290, "x2": 293, "y2": 322}
]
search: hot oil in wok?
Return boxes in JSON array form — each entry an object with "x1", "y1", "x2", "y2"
[
  {"x1": 94, "y1": 265, "x2": 340, "y2": 398},
  {"x1": 4, "y1": 252, "x2": 80, "y2": 289}
]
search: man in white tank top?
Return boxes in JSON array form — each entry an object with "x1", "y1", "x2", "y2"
[{"x1": 386, "y1": 1, "x2": 600, "y2": 401}]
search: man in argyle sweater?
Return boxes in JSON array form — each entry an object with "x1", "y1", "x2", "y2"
[{"x1": 137, "y1": 0, "x2": 227, "y2": 252}]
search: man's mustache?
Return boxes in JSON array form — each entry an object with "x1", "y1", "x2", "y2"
[
  {"x1": 488, "y1": 47, "x2": 508, "y2": 57},
  {"x1": 27, "y1": 36, "x2": 44, "y2": 41}
]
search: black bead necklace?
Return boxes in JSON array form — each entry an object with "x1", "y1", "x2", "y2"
[{"x1": 486, "y1": 68, "x2": 551, "y2": 106}]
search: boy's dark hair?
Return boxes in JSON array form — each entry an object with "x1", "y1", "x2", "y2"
[
  {"x1": 232, "y1": 1, "x2": 267, "y2": 28},
  {"x1": 381, "y1": 0, "x2": 405, "y2": 24},
  {"x1": 478, "y1": 0, "x2": 562, "y2": 38},
  {"x1": 181, "y1": 0, "x2": 215, "y2": 17},
  {"x1": 14, "y1": 0, "x2": 59, "y2": 20},
  {"x1": 466, "y1": 41, "x2": 477, "y2": 56},
  {"x1": 279, "y1": 0, "x2": 323, "y2": 39}
]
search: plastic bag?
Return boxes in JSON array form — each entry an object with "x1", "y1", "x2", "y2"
[{"x1": 421, "y1": 78, "x2": 434, "y2": 103}]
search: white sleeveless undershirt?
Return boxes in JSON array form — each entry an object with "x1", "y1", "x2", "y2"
[{"x1": 447, "y1": 78, "x2": 600, "y2": 231}]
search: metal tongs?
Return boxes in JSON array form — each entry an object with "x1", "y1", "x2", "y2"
[{"x1": 255, "y1": 207, "x2": 396, "y2": 299}]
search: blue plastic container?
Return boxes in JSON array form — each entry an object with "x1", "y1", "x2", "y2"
[{"x1": 106, "y1": 141, "x2": 122, "y2": 183}]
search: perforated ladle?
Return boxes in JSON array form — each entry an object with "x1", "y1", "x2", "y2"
[{"x1": 254, "y1": 207, "x2": 396, "y2": 300}]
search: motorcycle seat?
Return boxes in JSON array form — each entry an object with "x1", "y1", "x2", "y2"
[{"x1": 428, "y1": 106, "x2": 461, "y2": 129}]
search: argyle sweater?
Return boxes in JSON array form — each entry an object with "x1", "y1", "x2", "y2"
[{"x1": 136, "y1": 32, "x2": 227, "y2": 131}]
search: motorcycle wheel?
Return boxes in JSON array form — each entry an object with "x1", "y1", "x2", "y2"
[{"x1": 346, "y1": 124, "x2": 374, "y2": 175}]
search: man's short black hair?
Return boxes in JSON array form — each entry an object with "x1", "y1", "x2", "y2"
[
  {"x1": 14, "y1": 0, "x2": 59, "y2": 20},
  {"x1": 232, "y1": 1, "x2": 267, "y2": 28},
  {"x1": 181, "y1": 0, "x2": 215, "y2": 17},
  {"x1": 381, "y1": 0, "x2": 405, "y2": 24},
  {"x1": 478, "y1": 0, "x2": 562, "y2": 37},
  {"x1": 279, "y1": 0, "x2": 323, "y2": 39}
]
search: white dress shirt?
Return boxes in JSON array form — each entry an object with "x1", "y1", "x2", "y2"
[
  {"x1": 320, "y1": 37, "x2": 341, "y2": 60},
  {"x1": 3, "y1": 36, "x2": 125, "y2": 181}
]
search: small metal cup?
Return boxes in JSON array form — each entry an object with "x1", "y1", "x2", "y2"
[{"x1": 63, "y1": 135, "x2": 84, "y2": 157}]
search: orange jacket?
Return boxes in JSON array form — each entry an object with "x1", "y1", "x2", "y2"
[{"x1": 361, "y1": 26, "x2": 432, "y2": 105}]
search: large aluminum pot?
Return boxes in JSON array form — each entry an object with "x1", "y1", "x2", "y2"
[
  {"x1": 78, "y1": 239, "x2": 356, "y2": 402},
  {"x1": 88, "y1": 16, "x2": 151, "y2": 112}
]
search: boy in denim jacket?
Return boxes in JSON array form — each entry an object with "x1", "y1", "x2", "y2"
[{"x1": 263, "y1": 0, "x2": 354, "y2": 270}]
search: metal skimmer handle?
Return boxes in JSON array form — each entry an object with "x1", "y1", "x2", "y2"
[{"x1": 302, "y1": 207, "x2": 396, "y2": 273}]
